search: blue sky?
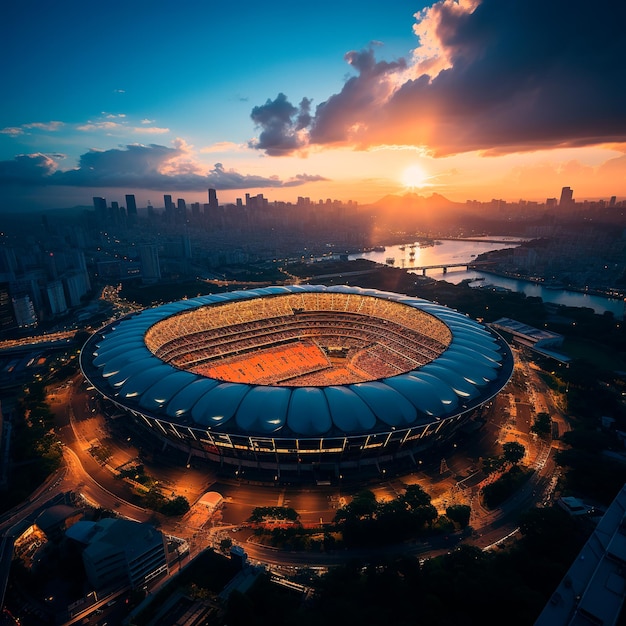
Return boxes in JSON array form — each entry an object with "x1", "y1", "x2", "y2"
[{"x1": 2, "y1": 0, "x2": 625, "y2": 211}]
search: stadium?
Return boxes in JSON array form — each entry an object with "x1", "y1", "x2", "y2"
[{"x1": 80, "y1": 285, "x2": 513, "y2": 478}]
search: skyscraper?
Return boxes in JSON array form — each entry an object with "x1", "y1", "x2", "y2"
[
  {"x1": 139, "y1": 245, "x2": 161, "y2": 283},
  {"x1": 93, "y1": 196, "x2": 108, "y2": 224},
  {"x1": 208, "y1": 188, "x2": 218, "y2": 209},
  {"x1": 125, "y1": 194, "x2": 138, "y2": 225},
  {"x1": 176, "y1": 198, "x2": 187, "y2": 223},
  {"x1": 12, "y1": 294, "x2": 37, "y2": 327},
  {"x1": 559, "y1": 186, "x2": 574, "y2": 208},
  {"x1": 0, "y1": 282, "x2": 17, "y2": 334},
  {"x1": 164, "y1": 195, "x2": 174, "y2": 223},
  {"x1": 45, "y1": 280, "x2": 68, "y2": 316}
]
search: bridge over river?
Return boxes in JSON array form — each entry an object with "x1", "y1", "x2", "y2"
[{"x1": 412, "y1": 260, "x2": 493, "y2": 275}]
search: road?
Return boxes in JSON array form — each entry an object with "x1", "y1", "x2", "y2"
[{"x1": 0, "y1": 344, "x2": 567, "y2": 625}]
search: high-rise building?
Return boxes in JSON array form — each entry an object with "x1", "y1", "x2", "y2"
[
  {"x1": 125, "y1": 194, "x2": 138, "y2": 225},
  {"x1": 181, "y1": 234, "x2": 192, "y2": 259},
  {"x1": 12, "y1": 294, "x2": 37, "y2": 327},
  {"x1": 559, "y1": 186, "x2": 574, "y2": 207},
  {"x1": 44, "y1": 252, "x2": 58, "y2": 280},
  {"x1": 208, "y1": 188, "x2": 218, "y2": 209},
  {"x1": 140, "y1": 245, "x2": 161, "y2": 283},
  {"x1": 0, "y1": 247, "x2": 17, "y2": 279},
  {"x1": 92, "y1": 197, "x2": 107, "y2": 224},
  {"x1": 0, "y1": 283, "x2": 17, "y2": 334},
  {"x1": 45, "y1": 280, "x2": 67, "y2": 316},
  {"x1": 69, "y1": 250, "x2": 88, "y2": 272},
  {"x1": 63, "y1": 271, "x2": 91, "y2": 307},
  {"x1": 164, "y1": 195, "x2": 174, "y2": 222},
  {"x1": 176, "y1": 198, "x2": 187, "y2": 223}
]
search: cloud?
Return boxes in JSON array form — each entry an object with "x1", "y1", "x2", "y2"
[
  {"x1": 308, "y1": 46, "x2": 406, "y2": 147},
  {"x1": 76, "y1": 115, "x2": 168, "y2": 135},
  {"x1": 76, "y1": 121, "x2": 125, "y2": 132},
  {"x1": 250, "y1": 0, "x2": 626, "y2": 157},
  {"x1": 22, "y1": 121, "x2": 64, "y2": 131},
  {"x1": 132, "y1": 126, "x2": 170, "y2": 134},
  {"x1": 283, "y1": 173, "x2": 330, "y2": 187},
  {"x1": 0, "y1": 127, "x2": 24, "y2": 137},
  {"x1": 200, "y1": 141, "x2": 246, "y2": 154},
  {"x1": 0, "y1": 153, "x2": 58, "y2": 185},
  {"x1": 1, "y1": 121, "x2": 64, "y2": 136},
  {"x1": 0, "y1": 144, "x2": 326, "y2": 192},
  {"x1": 248, "y1": 93, "x2": 313, "y2": 156}
]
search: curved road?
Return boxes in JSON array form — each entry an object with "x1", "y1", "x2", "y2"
[{"x1": 2, "y1": 348, "x2": 562, "y2": 576}]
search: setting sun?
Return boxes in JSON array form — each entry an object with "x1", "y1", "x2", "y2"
[{"x1": 401, "y1": 164, "x2": 430, "y2": 189}]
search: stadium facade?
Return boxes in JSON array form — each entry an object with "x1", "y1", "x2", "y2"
[{"x1": 80, "y1": 285, "x2": 513, "y2": 476}]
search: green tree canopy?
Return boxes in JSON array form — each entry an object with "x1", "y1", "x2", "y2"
[
  {"x1": 531, "y1": 412, "x2": 552, "y2": 437},
  {"x1": 403, "y1": 484, "x2": 432, "y2": 509},
  {"x1": 502, "y1": 441, "x2": 526, "y2": 465},
  {"x1": 446, "y1": 504, "x2": 471, "y2": 528}
]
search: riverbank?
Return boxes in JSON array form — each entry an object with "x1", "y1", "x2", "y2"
[{"x1": 472, "y1": 267, "x2": 626, "y2": 301}]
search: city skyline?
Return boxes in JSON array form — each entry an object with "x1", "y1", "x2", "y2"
[{"x1": 1, "y1": 0, "x2": 625, "y2": 212}]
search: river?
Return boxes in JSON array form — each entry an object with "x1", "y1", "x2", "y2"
[{"x1": 349, "y1": 238, "x2": 625, "y2": 319}]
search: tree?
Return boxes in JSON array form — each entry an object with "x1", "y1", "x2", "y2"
[
  {"x1": 338, "y1": 490, "x2": 378, "y2": 520},
  {"x1": 502, "y1": 441, "x2": 526, "y2": 465},
  {"x1": 403, "y1": 484, "x2": 432, "y2": 509},
  {"x1": 531, "y1": 412, "x2": 552, "y2": 437},
  {"x1": 161, "y1": 495, "x2": 190, "y2": 516},
  {"x1": 446, "y1": 504, "x2": 471, "y2": 528},
  {"x1": 481, "y1": 455, "x2": 503, "y2": 475},
  {"x1": 249, "y1": 506, "x2": 299, "y2": 523}
]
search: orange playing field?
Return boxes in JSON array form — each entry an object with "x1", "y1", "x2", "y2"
[{"x1": 192, "y1": 340, "x2": 331, "y2": 385}]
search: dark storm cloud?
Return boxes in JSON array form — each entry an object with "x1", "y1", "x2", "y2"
[
  {"x1": 0, "y1": 153, "x2": 57, "y2": 185},
  {"x1": 248, "y1": 94, "x2": 314, "y2": 155},
  {"x1": 309, "y1": 46, "x2": 407, "y2": 146},
  {"x1": 250, "y1": 0, "x2": 626, "y2": 156},
  {"x1": 0, "y1": 144, "x2": 324, "y2": 192}
]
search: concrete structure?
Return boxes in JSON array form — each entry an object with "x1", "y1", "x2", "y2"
[
  {"x1": 12, "y1": 293, "x2": 37, "y2": 327},
  {"x1": 125, "y1": 194, "x2": 138, "y2": 224},
  {"x1": 536, "y1": 485, "x2": 626, "y2": 626},
  {"x1": 81, "y1": 286, "x2": 513, "y2": 477},
  {"x1": 490, "y1": 317, "x2": 567, "y2": 362},
  {"x1": 63, "y1": 270, "x2": 91, "y2": 307},
  {"x1": 139, "y1": 245, "x2": 161, "y2": 284},
  {"x1": 45, "y1": 279, "x2": 68, "y2": 316},
  {"x1": 67, "y1": 518, "x2": 168, "y2": 590},
  {"x1": 559, "y1": 186, "x2": 574, "y2": 208}
]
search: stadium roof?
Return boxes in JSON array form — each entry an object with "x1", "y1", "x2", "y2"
[{"x1": 81, "y1": 285, "x2": 512, "y2": 438}]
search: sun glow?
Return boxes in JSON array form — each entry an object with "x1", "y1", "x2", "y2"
[{"x1": 401, "y1": 164, "x2": 430, "y2": 189}]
